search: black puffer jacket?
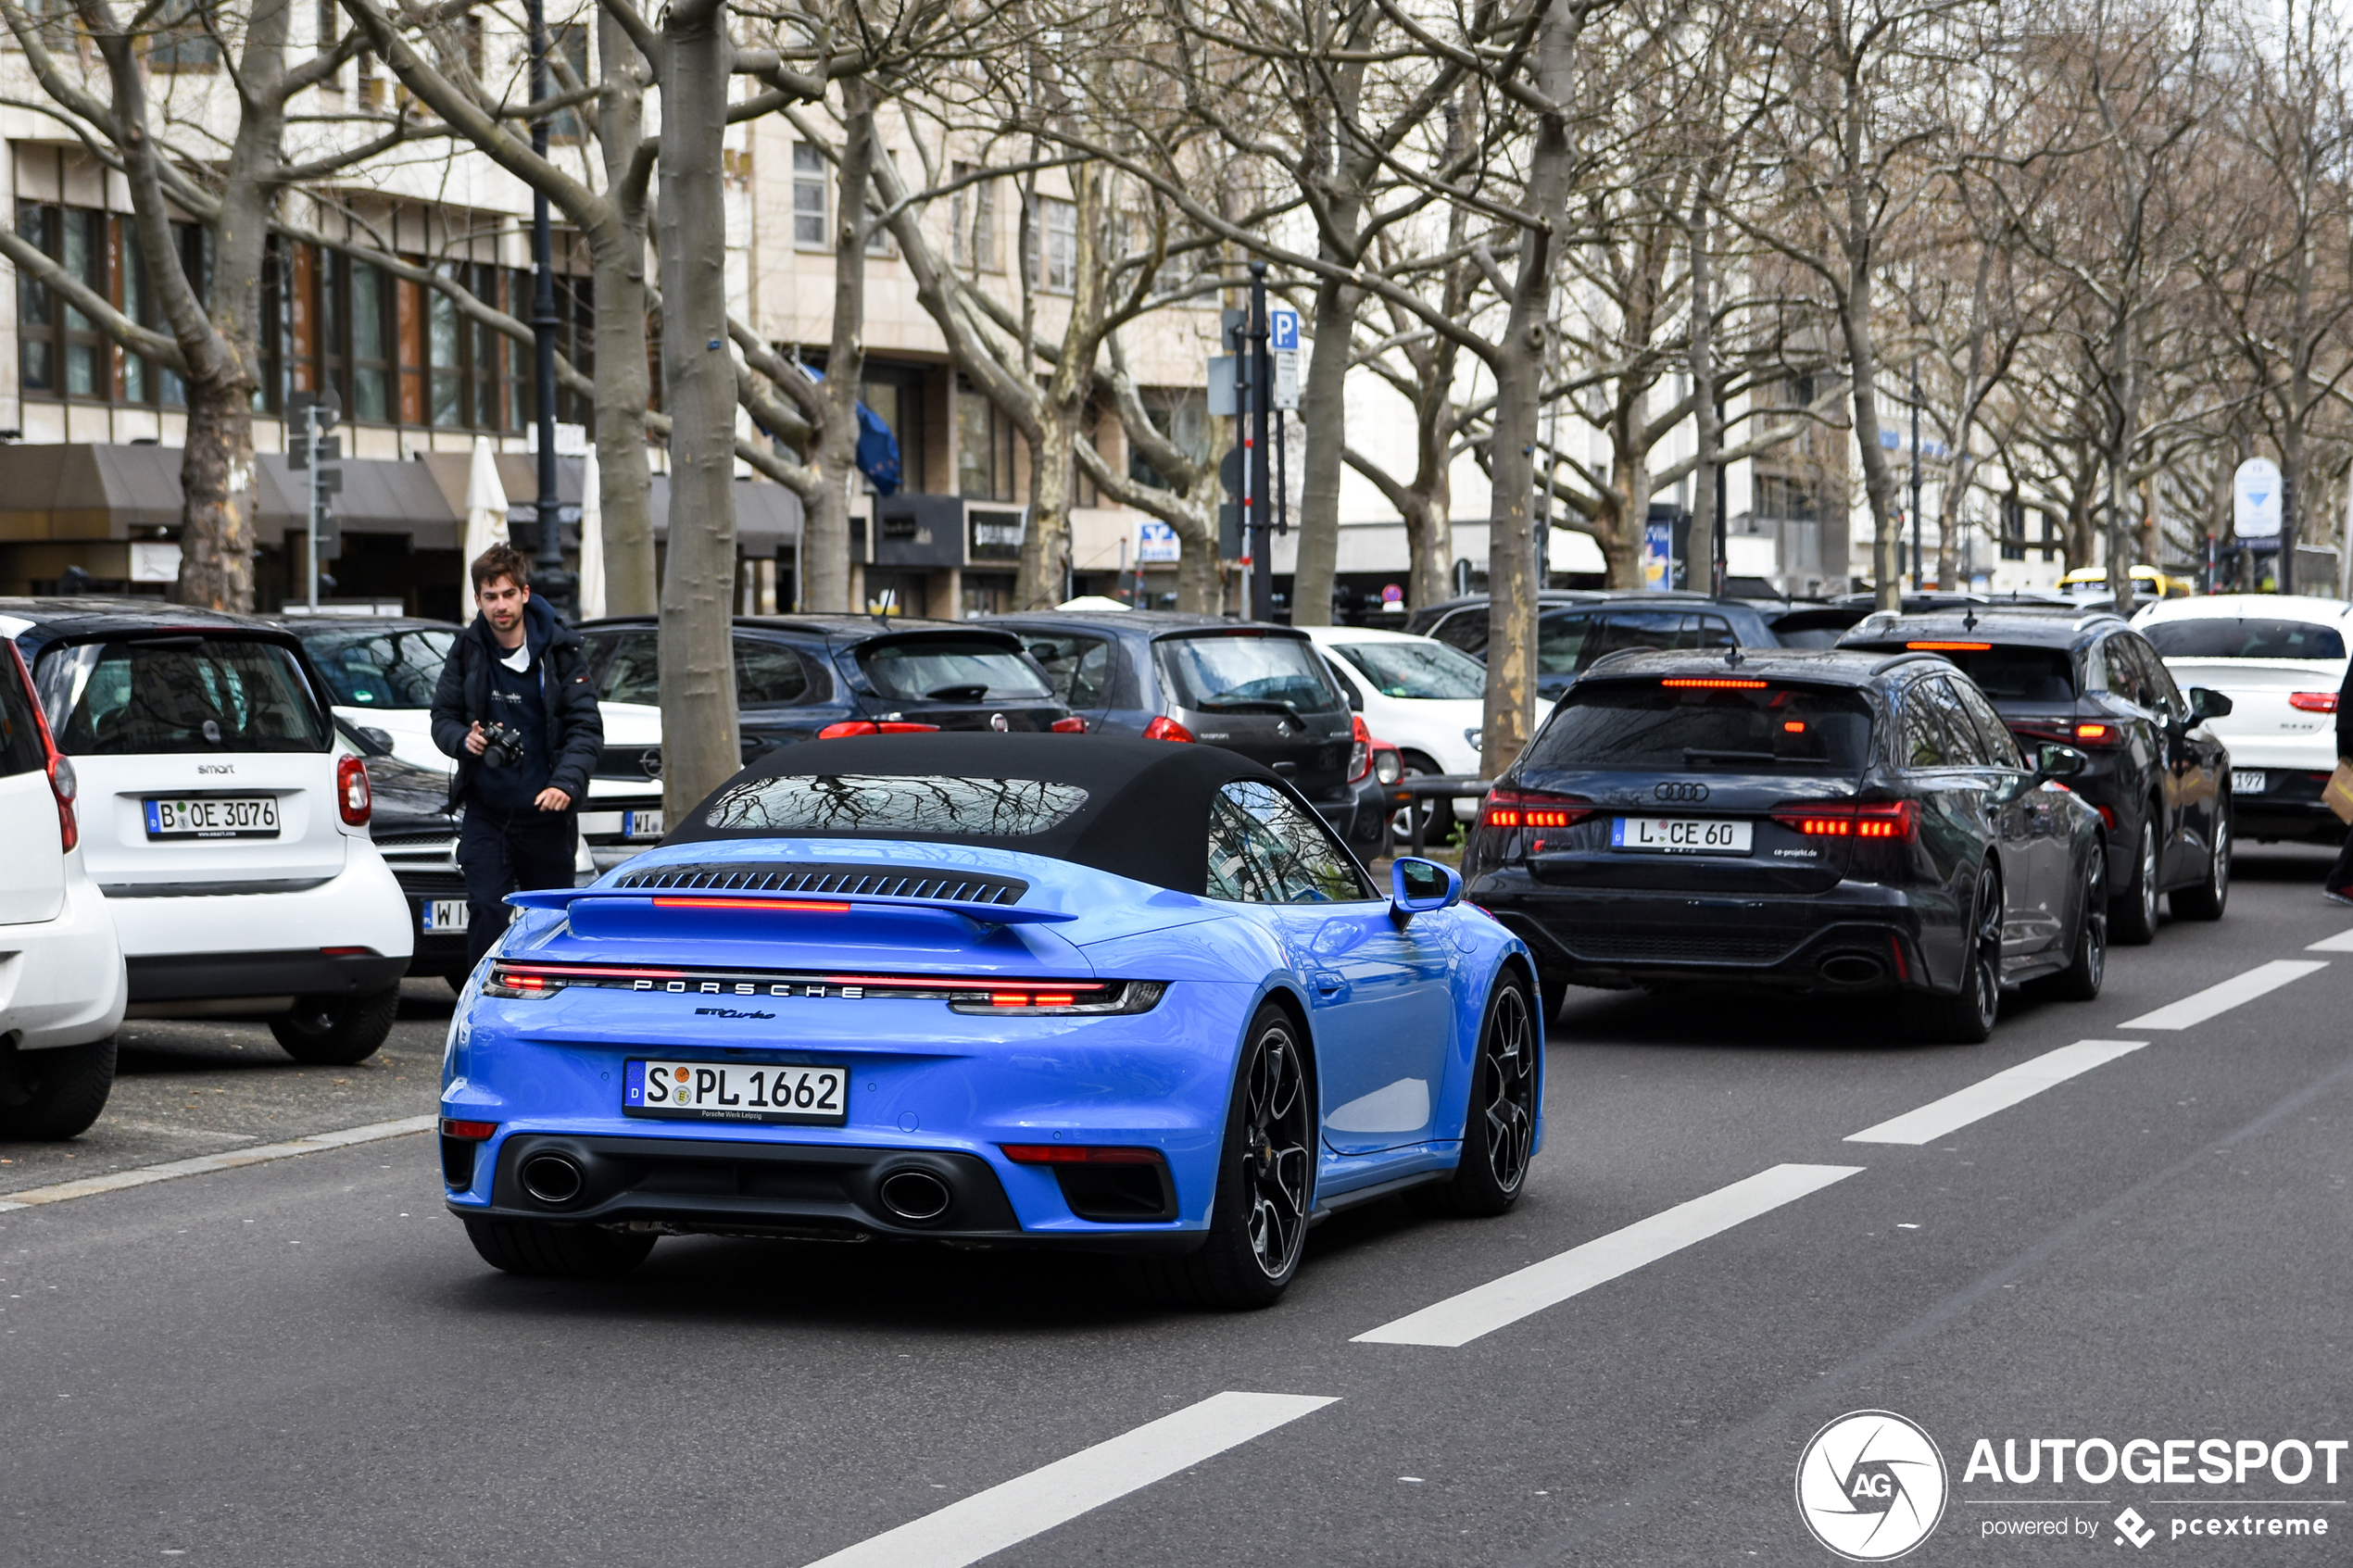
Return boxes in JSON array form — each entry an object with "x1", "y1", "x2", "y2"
[
  {"x1": 430, "y1": 595, "x2": 603, "y2": 810},
  {"x1": 2339, "y1": 656, "x2": 2353, "y2": 759}
]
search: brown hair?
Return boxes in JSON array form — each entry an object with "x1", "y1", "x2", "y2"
[{"x1": 470, "y1": 543, "x2": 529, "y2": 595}]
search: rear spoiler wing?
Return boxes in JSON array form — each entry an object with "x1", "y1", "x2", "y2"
[{"x1": 506, "y1": 886, "x2": 1079, "y2": 925}]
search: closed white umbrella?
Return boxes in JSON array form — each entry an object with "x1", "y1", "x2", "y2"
[
  {"x1": 461, "y1": 434, "x2": 509, "y2": 604},
  {"x1": 576, "y1": 444, "x2": 605, "y2": 621}
]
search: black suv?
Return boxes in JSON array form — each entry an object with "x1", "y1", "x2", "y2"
[
  {"x1": 1409, "y1": 592, "x2": 1783, "y2": 701},
  {"x1": 1466, "y1": 647, "x2": 2110, "y2": 1041},
  {"x1": 1838, "y1": 610, "x2": 2233, "y2": 942}
]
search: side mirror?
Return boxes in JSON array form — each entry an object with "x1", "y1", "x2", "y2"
[
  {"x1": 2189, "y1": 686, "x2": 2233, "y2": 721},
  {"x1": 359, "y1": 726, "x2": 396, "y2": 756},
  {"x1": 1390, "y1": 856, "x2": 1462, "y2": 927},
  {"x1": 2035, "y1": 742, "x2": 2088, "y2": 780}
]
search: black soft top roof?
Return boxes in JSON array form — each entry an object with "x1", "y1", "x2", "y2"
[{"x1": 666, "y1": 732, "x2": 1284, "y2": 895}]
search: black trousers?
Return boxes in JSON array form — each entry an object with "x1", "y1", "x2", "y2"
[
  {"x1": 2331, "y1": 829, "x2": 2353, "y2": 896},
  {"x1": 459, "y1": 803, "x2": 578, "y2": 972}
]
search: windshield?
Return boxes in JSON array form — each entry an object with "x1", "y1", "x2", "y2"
[
  {"x1": 701, "y1": 773, "x2": 1087, "y2": 835},
  {"x1": 2143, "y1": 618, "x2": 2347, "y2": 661},
  {"x1": 37, "y1": 636, "x2": 328, "y2": 755},
  {"x1": 1919, "y1": 646, "x2": 2078, "y2": 703},
  {"x1": 1528, "y1": 681, "x2": 1875, "y2": 771},
  {"x1": 1156, "y1": 633, "x2": 1345, "y2": 714},
  {"x1": 857, "y1": 638, "x2": 1053, "y2": 702},
  {"x1": 1330, "y1": 640, "x2": 1485, "y2": 700},
  {"x1": 299, "y1": 625, "x2": 455, "y2": 709}
]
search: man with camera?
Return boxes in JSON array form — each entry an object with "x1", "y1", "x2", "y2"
[{"x1": 432, "y1": 544, "x2": 604, "y2": 972}]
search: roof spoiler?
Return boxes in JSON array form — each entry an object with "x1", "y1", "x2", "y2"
[{"x1": 506, "y1": 886, "x2": 1078, "y2": 925}]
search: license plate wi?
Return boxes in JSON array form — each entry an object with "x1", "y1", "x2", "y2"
[
  {"x1": 624, "y1": 1059, "x2": 847, "y2": 1125},
  {"x1": 145, "y1": 796, "x2": 280, "y2": 839},
  {"x1": 2232, "y1": 770, "x2": 2266, "y2": 795},
  {"x1": 421, "y1": 898, "x2": 470, "y2": 933},
  {"x1": 1611, "y1": 816, "x2": 1754, "y2": 855},
  {"x1": 623, "y1": 809, "x2": 665, "y2": 840}
]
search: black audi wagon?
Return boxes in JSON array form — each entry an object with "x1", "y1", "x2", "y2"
[{"x1": 1465, "y1": 648, "x2": 2110, "y2": 1042}]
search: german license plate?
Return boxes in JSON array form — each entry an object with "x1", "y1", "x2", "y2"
[
  {"x1": 421, "y1": 898, "x2": 469, "y2": 933},
  {"x1": 2232, "y1": 770, "x2": 2266, "y2": 795},
  {"x1": 145, "y1": 796, "x2": 279, "y2": 839},
  {"x1": 1611, "y1": 816, "x2": 1753, "y2": 855},
  {"x1": 623, "y1": 1059, "x2": 847, "y2": 1125},
  {"x1": 623, "y1": 809, "x2": 665, "y2": 840}
]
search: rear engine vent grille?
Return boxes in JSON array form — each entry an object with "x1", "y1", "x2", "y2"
[
  {"x1": 613, "y1": 860, "x2": 1029, "y2": 908},
  {"x1": 1559, "y1": 926, "x2": 1798, "y2": 966}
]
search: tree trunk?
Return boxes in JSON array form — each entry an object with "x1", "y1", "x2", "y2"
[
  {"x1": 655, "y1": 0, "x2": 740, "y2": 818},
  {"x1": 1687, "y1": 189, "x2": 1719, "y2": 597},
  {"x1": 1841, "y1": 268, "x2": 1901, "y2": 609},
  {"x1": 175, "y1": 388, "x2": 258, "y2": 611},
  {"x1": 1018, "y1": 413, "x2": 1076, "y2": 609},
  {"x1": 592, "y1": 6, "x2": 657, "y2": 618},
  {"x1": 803, "y1": 87, "x2": 877, "y2": 615},
  {"x1": 1176, "y1": 515, "x2": 1222, "y2": 612},
  {"x1": 1291, "y1": 271, "x2": 1356, "y2": 625}
]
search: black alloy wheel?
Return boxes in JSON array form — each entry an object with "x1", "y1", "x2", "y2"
[
  {"x1": 1139, "y1": 1004, "x2": 1314, "y2": 1311},
  {"x1": 270, "y1": 985, "x2": 401, "y2": 1066},
  {"x1": 2171, "y1": 799, "x2": 2231, "y2": 921},
  {"x1": 1908, "y1": 864, "x2": 2002, "y2": 1044},
  {"x1": 2111, "y1": 816, "x2": 2161, "y2": 946},
  {"x1": 0, "y1": 1035, "x2": 117, "y2": 1140},
  {"x1": 2039, "y1": 847, "x2": 2108, "y2": 1001},
  {"x1": 1440, "y1": 974, "x2": 1539, "y2": 1216}
]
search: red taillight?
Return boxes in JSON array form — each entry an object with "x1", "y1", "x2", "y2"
[
  {"x1": 1769, "y1": 801, "x2": 1918, "y2": 840},
  {"x1": 336, "y1": 753, "x2": 371, "y2": 826},
  {"x1": 440, "y1": 1119, "x2": 498, "y2": 1141},
  {"x1": 1348, "y1": 714, "x2": 1373, "y2": 783},
  {"x1": 2072, "y1": 722, "x2": 2119, "y2": 746},
  {"x1": 2095, "y1": 803, "x2": 2116, "y2": 831},
  {"x1": 650, "y1": 897, "x2": 853, "y2": 912},
  {"x1": 1142, "y1": 715, "x2": 1195, "y2": 743},
  {"x1": 1000, "y1": 1144, "x2": 1164, "y2": 1165},
  {"x1": 1661, "y1": 677, "x2": 1768, "y2": 689},
  {"x1": 320, "y1": 946, "x2": 373, "y2": 957},
  {"x1": 1051, "y1": 716, "x2": 1088, "y2": 733},
  {"x1": 1479, "y1": 787, "x2": 1596, "y2": 831},
  {"x1": 2289, "y1": 691, "x2": 2339, "y2": 713},
  {"x1": 817, "y1": 720, "x2": 941, "y2": 738},
  {"x1": 1906, "y1": 640, "x2": 1993, "y2": 651},
  {"x1": 46, "y1": 754, "x2": 77, "y2": 854}
]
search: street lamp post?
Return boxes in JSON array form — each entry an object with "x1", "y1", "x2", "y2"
[
  {"x1": 1909, "y1": 362, "x2": 1924, "y2": 591},
  {"x1": 527, "y1": 0, "x2": 576, "y2": 620}
]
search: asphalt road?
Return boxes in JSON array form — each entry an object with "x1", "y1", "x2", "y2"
[{"x1": 5, "y1": 847, "x2": 2351, "y2": 1566}]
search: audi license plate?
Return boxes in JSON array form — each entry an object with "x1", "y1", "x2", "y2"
[
  {"x1": 623, "y1": 809, "x2": 665, "y2": 840},
  {"x1": 623, "y1": 1059, "x2": 847, "y2": 1125},
  {"x1": 2232, "y1": 770, "x2": 2266, "y2": 795},
  {"x1": 1611, "y1": 816, "x2": 1753, "y2": 855},
  {"x1": 420, "y1": 898, "x2": 469, "y2": 933},
  {"x1": 145, "y1": 796, "x2": 279, "y2": 839}
]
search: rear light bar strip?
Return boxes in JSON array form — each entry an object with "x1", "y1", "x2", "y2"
[
  {"x1": 483, "y1": 961, "x2": 1164, "y2": 1014},
  {"x1": 1660, "y1": 677, "x2": 1768, "y2": 689}
]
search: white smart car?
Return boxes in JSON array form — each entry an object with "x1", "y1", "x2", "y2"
[
  {"x1": 0, "y1": 637, "x2": 125, "y2": 1137},
  {"x1": 1301, "y1": 624, "x2": 1488, "y2": 834},
  {"x1": 6, "y1": 601, "x2": 412, "y2": 1065},
  {"x1": 2134, "y1": 594, "x2": 2353, "y2": 844}
]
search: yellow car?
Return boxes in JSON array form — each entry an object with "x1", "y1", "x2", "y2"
[{"x1": 2057, "y1": 564, "x2": 2194, "y2": 601}]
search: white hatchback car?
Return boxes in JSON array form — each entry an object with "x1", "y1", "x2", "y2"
[
  {"x1": 0, "y1": 638, "x2": 125, "y2": 1137},
  {"x1": 2134, "y1": 594, "x2": 2353, "y2": 844},
  {"x1": 1301, "y1": 624, "x2": 1489, "y2": 832},
  {"x1": 6, "y1": 601, "x2": 412, "y2": 1065}
]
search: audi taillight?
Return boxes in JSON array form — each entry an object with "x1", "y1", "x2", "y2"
[
  {"x1": 1348, "y1": 715, "x2": 1373, "y2": 783},
  {"x1": 1769, "y1": 801, "x2": 1917, "y2": 840},
  {"x1": 1142, "y1": 715, "x2": 1194, "y2": 743},
  {"x1": 336, "y1": 753, "x2": 371, "y2": 826},
  {"x1": 1480, "y1": 787, "x2": 1596, "y2": 830},
  {"x1": 2289, "y1": 691, "x2": 2339, "y2": 713}
]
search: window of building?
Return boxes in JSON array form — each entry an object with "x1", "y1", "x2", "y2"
[
  {"x1": 149, "y1": 0, "x2": 222, "y2": 70},
  {"x1": 547, "y1": 24, "x2": 590, "y2": 141},
  {"x1": 17, "y1": 201, "x2": 197, "y2": 409},
  {"x1": 1129, "y1": 388, "x2": 1207, "y2": 491},
  {"x1": 793, "y1": 144, "x2": 827, "y2": 248},
  {"x1": 957, "y1": 378, "x2": 1016, "y2": 501},
  {"x1": 1034, "y1": 196, "x2": 1076, "y2": 292}
]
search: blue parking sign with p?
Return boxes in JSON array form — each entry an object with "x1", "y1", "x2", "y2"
[{"x1": 1269, "y1": 308, "x2": 1300, "y2": 352}]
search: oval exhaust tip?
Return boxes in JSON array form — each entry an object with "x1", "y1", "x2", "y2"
[
  {"x1": 877, "y1": 1169, "x2": 953, "y2": 1223},
  {"x1": 520, "y1": 1153, "x2": 585, "y2": 1205},
  {"x1": 1818, "y1": 954, "x2": 1885, "y2": 987}
]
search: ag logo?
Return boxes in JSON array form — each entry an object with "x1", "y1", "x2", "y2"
[{"x1": 1795, "y1": 1411, "x2": 1947, "y2": 1561}]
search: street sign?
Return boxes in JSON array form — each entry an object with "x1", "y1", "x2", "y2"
[
  {"x1": 314, "y1": 510, "x2": 341, "y2": 561},
  {"x1": 1218, "y1": 501, "x2": 1244, "y2": 561},
  {"x1": 2234, "y1": 457, "x2": 2283, "y2": 539},
  {"x1": 1206, "y1": 354, "x2": 1255, "y2": 417},
  {"x1": 1271, "y1": 350, "x2": 1299, "y2": 411},
  {"x1": 1268, "y1": 307, "x2": 1300, "y2": 352},
  {"x1": 1137, "y1": 520, "x2": 1179, "y2": 565}
]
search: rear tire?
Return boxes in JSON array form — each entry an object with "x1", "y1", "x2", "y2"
[
  {"x1": 270, "y1": 985, "x2": 400, "y2": 1066},
  {"x1": 2171, "y1": 799, "x2": 2230, "y2": 921},
  {"x1": 462, "y1": 1217, "x2": 656, "y2": 1278},
  {"x1": 1135, "y1": 1003, "x2": 1314, "y2": 1311},
  {"x1": 2110, "y1": 816, "x2": 2161, "y2": 946},
  {"x1": 0, "y1": 1035, "x2": 116, "y2": 1140},
  {"x1": 1437, "y1": 974, "x2": 1538, "y2": 1217},
  {"x1": 2039, "y1": 847, "x2": 2108, "y2": 1002},
  {"x1": 1906, "y1": 864, "x2": 2002, "y2": 1044}
]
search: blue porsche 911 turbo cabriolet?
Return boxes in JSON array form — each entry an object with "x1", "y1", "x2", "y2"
[{"x1": 439, "y1": 732, "x2": 1541, "y2": 1307}]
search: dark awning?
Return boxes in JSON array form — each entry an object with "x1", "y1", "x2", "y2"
[{"x1": 0, "y1": 442, "x2": 183, "y2": 540}]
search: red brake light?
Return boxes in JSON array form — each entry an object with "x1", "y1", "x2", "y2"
[
  {"x1": 336, "y1": 753, "x2": 371, "y2": 826},
  {"x1": 2072, "y1": 722, "x2": 2118, "y2": 746},
  {"x1": 1906, "y1": 640, "x2": 1993, "y2": 651},
  {"x1": 1769, "y1": 801, "x2": 1917, "y2": 840},
  {"x1": 1000, "y1": 1144, "x2": 1164, "y2": 1165},
  {"x1": 650, "y1": 897, "x2": 853, "y2": 912},
  {"x1": 1051, "y1": 716, "x2": 1088, "y2": 733},
  {"x1": 1661, "y1": 677, "x2": 1768, "y2": 689},
  {"x1": 1142, "y1": 715, "x2": 1195, "y2": 743},
  {"x1": 440, "y1": 1119, "x2": 498, "y2": 1141},
  {"x1": 817, "y1": 721, "x2": 941, "y2": 738},
  {"x1": 2289, "y1": 691, "x2": 2339, "y2": 713},
  {"x1": 1479, "y1": 787, "x2": 1596, "y2": 831},
  {"x1": 1349, "y1": 714, "x2": 1373, "y2": 783}
]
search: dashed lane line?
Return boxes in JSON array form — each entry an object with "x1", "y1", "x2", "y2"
[
  {"x1": 1353, "y1": 1163, "x2": 1864, "y2": 1349},
  {"x1": 2118, "y1": 959, "x2": 2328, "y2": 1031},
  {"x1": 2307, "y1": 929, "x2": 2353, "y2": 953},
  {"x1": 0, "y1": 1115, "x2": 437, "y2": 1212},
  {"x1": 795, "y1": 1391, "x2": 1339, "y2": 1568},
  {"x1": 1845, "y1": 1040, "x2": 2149, "y2": 1146}
]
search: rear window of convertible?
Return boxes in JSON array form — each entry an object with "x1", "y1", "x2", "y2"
[
  {"x1": 1528, "y1": 682, "x2": 1875, "y2": 771},
  {"x1": 701, "y1": 773, "x2": 1088, "y2": 835}
]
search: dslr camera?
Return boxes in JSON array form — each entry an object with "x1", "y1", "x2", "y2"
[{"x1": 478, "y1": 721, "x2": 527, "y2": 769}]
